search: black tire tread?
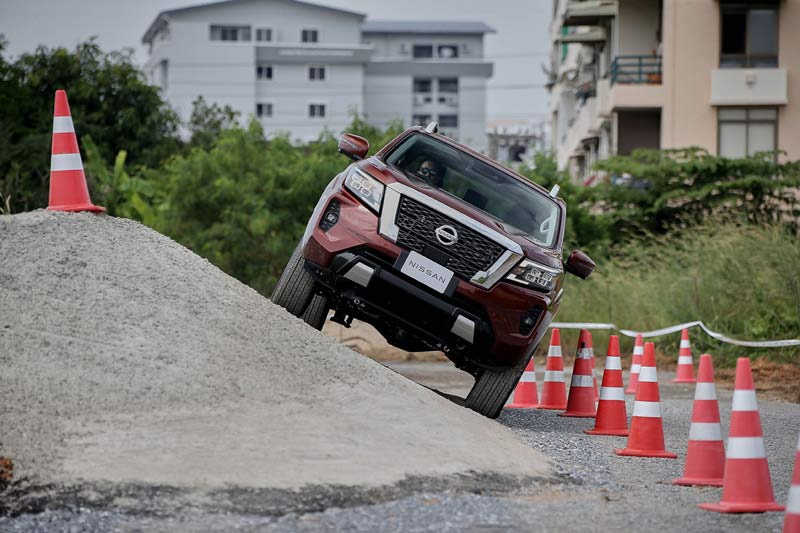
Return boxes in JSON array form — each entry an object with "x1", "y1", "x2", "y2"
[
  {"x1": 466, "y1": 350, "x2": 532, "y2": 419},
  {"x1": 301, "y1": 294, "x2": 329, "y2": 330},
  {"x1": 270, "y1": 242, "x2": 316, "y2": 316}
]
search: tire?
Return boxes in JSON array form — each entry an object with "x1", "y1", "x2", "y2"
[
  {"x1": 301, "y1": 294, "x2": 329, "y2": 330},
  {"x1": 270, "y1": 242, "x2": 316, "y2": 317},
  {"x1": 466, "y1": 349, "x2": 534, "y2": 419}
]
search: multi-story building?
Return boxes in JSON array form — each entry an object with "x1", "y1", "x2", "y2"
[
  {"x1": 361, "y1": 21, "x2": 494, "y2": 151},
  {"x1": 548, "y1": 0, "x2": 800, "y2": 185},
  {"x1": 141, "y1": 0, "x2": 494, "y2": 150}
]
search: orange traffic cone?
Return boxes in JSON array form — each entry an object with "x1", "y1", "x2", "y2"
[
  {"x1": 47, "y1": 90, "x2": 104, "y2": 213},
  {"x1": 672, "y1": 329, "x2": 696, "y2": 383},
  {"x1": 673, "y1": 354, "x2": 725, "y2": 486},
  {"x1": 625, "y1": 334, "x2": 644, "y2": 394},
  {"x1": 784, "y1": 431, "x2": 800, "y2": 532},
  {"x1": 538, "y1": 328, "x2": 567, "y2": 410},
  {"x1": 559, "y1": 329, "x2": 597, "y2": 418},
  {"x1": 507, "y1": 357, "x2": 538, "y2": 408},
  {"x1": 587, "y1": 331, "x2": 599, "y2": 401},
  {"x1": 700, "y1": 357, "x2": 784, "y2": 513},
  {"x1": 615, "y1": 342, "x2": 677, "y2": 458},
  {"x1": 585, "y1": 335, "x2": 628, "y2": 436}
]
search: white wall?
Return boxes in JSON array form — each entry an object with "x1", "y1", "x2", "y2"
[
  {"x1": 365, "y1": 34, "x2": 484, "y2": 60},
  {"x1": 256, "y1": 63, "x2": 364, "y2": 140},
  {"x1": 458, "y1": 76, "x2": 488, "y2": 152},
  {"x1": 363, "y1": 74, "x2": 412, "y2": 128}
]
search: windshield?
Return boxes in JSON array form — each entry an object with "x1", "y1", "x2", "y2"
[{"x1": 385, "y1": 133, "x2": 561, "y2": 247}]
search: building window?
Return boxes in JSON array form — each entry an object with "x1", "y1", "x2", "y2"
[
  {"x1": 438, "y1": 114, "x2": 459, "y2": 128},
  {"x1": 718, "y1": 107, "x2": 777, "y2": 158},
  {"x1": 308, "y1": 66, "x2": 326, "y2": 81},
  {"x1": 412, "y1": 114, "x2": 432, "y2": 127},
  {"x1": 413, "y1": 78, "x2": 432, "y2": 93},
  {"x1": 256, "y1": 28, "x2": 272, "y2": 42},
  {"x1": 210, "y1": 25, "x2": 251, "y2": 42},
  {"x1": 256, "y1": 102, "x2": 273, "y2": 118},
  {"x1": 720, "y1": 4, "x2": 778, "y2": 68},
  {"x1": 159, "y1": 60, "x2": 168, "y2": 90},
  {"x1": 256, "y1": 65, "x2": 273, "y2": 80},
  {"x1": 309, "y1": 103, "x2": 326, "y2": 118},
  {"x1": 301, "y1": 29, "x2": 318, "y2": 43},
  {"x1": 413, "y1": 44, "x2": 434, "y2": 59},
  {"x1": 438, "y1": 45, "x2": 459, "y2": 59},
  {"x1": 438, "y1": 78, "x2": 458, "y2": 93}
]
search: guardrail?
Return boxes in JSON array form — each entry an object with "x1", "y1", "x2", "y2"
[{"x1": 610, "y1": 55, "x2": 662, "y2": 85}]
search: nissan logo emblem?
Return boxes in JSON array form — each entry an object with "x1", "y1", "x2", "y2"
[{"x1": 435, "y1": 225, "x2": 458, "y2": 246}]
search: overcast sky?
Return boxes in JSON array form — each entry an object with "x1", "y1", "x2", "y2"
[{"x1": 0, "y1": 0, "x2": 551, "y2": 125}]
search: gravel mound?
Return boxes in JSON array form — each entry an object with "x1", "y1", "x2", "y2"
[{"x1": 0, "y1": 211, "x2": 550, "y2": 495}]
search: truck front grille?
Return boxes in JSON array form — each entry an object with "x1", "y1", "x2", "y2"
[{"x1": 394, "y1": 196, "x2": 505, "y2": 281}]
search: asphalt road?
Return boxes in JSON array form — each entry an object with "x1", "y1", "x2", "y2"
[{"x1": 2, "y1": 362, "x2": 797, "y2": 532}]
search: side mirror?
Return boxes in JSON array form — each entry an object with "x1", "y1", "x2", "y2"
[
  {"x1": 564, "y1": 250, "x2": 595, "y2": 279},
  {"x1": 338, "y1": 133, "x2": 369, "y2": 161}
]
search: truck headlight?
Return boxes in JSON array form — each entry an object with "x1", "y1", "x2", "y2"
[
  {"x1": 506, "y1": 259, "x2": 561, "y2": 292},
  {"x1": 344, "y1": 166, "x2": 384, "y2": 213}
]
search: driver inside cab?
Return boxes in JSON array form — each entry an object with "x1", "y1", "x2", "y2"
[{"x1": 415, "y1": 159, "x2": 445, "y2": 188}]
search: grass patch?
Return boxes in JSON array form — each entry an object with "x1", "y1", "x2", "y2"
[{"x1": 552, "y1": 223, "x2": 800, "y2": 368}]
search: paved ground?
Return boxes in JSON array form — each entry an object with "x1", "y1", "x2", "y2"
[{"x1": 2, "y1": 360, "x2": 796, "y2": 532}]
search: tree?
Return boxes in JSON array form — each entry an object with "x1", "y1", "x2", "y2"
[
  {"x1": 594, "y1": 148, "x2": 800, "y2": 240},
  {"x1": 0, "y1": 38, "x2": 180, "y2": 212}
]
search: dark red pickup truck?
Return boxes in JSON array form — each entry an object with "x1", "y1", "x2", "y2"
[{"x1": 272, "y1": 123, "x2": 594, "y2": 418}]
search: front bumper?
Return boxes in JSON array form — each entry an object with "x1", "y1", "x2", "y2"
[{"x1": 302, "y1": 183, "x2": 556, "y2": 368}]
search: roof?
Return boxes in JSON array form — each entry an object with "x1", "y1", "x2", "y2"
[
  {"x1": 361, "y1": 20, "x2": 496, "y2": 35},
  {"x1": 142, "y1": 0, "x2": 366, "y2": 44}
]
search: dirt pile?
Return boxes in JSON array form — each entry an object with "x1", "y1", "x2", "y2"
[{"x1": 0, "y1": 211, "x2": 549, "y2": 495}]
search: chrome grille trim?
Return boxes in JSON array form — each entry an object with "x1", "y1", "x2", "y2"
[{"x1": 378, "y1": 182, "x2": 523, "y2": 289}]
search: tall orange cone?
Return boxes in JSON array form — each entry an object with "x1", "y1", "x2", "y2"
[
  {"x1": 700, "y1": 357, "x2": 784, "y2": 513},
  {"x1": 538, "y1": 328, "x2": 567, "y2": 410},
  {"x1": 625, "y1": 334, "x2": 644, "y2": 394},
  {"x1": 559, "y1": 329, "x2": 597, "y2": 418},
  {"x1": 47, "y1": 90, "x2": 104, "y2": 213},
  {"x1": 585, "y1": 335, "x2": 628, "y2": 436},
  {"x1": 615, "y1": 342, "x2": 677, "y2": 458},
  {"x1": 507, "y1": 357, "x2": 538, "y2": 408},
  {"x1": 587, "y1": 331, "x2": 599, "y2": 401},
  {"x1": 673, "y1": 354, "x2": 725, "y2": 486},
  {"x1": 784, "y1": 431, "x2": 800, "y2": 532},
  {"x1": 672, "y1": 329, "x2": 696, "y2": 383}
]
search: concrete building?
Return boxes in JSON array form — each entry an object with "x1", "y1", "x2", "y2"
[
  {"x1": 361, "y1": 21, "x2": 495, "y2": 151},
  {"x1": 141, "y1": 0, "x2": 494, "y2": 149},
  {"x1": 547, "y1": 0, "x2": 800, "y2": 185}
]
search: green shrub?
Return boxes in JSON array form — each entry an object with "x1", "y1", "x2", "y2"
[{"x1": 554, "y1": 223, "x2": 800, "y2": 366}]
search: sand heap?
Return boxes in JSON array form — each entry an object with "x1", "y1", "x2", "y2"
[{"x1": 0, "y1": 211, "x2": 549, "y2": 492}]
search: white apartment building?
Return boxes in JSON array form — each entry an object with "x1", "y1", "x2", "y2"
[
  {"x1": 141, "y1": 0, "x2": 494, "y2": 149},
  {"x1": 548, "y1": 0, "x2": 800, "y2": 185},
  {"x1": 362, "y1": 21, "x2": 494, "y2": 152}
]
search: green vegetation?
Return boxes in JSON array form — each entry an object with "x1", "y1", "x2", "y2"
[
  {"x1": 2, "y1": 39, "x2": 797, "y2": 364},
  {"x1": 552, "y1": 224, "x2": 800, "y2": 365}
]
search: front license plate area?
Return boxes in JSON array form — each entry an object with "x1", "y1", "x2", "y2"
[{"x1": 396, "y1": 251, "x2": 455, "y2": 295}]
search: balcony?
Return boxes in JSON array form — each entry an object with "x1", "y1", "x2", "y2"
[
  {"x1": 710, "y1": 68, "x2": 787, "y2": 106},
  {"x1": 610, "y1": 55, "x2": 662, "y2": 85}
]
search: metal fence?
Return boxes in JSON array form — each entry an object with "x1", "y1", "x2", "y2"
[{"x1": 610, "y1": 55, "x2": 662, "y2": 85}]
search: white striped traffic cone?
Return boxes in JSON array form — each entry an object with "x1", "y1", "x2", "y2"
[
  {"x1": 538, "y1": 328, "x2": 567, "y2": 410},
  {"x1": 625, "y1": 334, "x2": 644, "y2": 394},
  {"x1": 699, "y1": 357, "x2": 783, "y2": 513},
  {"x1": 48, "y1": 90, "x2": 104, "y2": 212},
  {"x1": 507, "y1": 357, "x2": 538, "y2": 408},
  {"x1": 585, "y1": 335, "x2": 628, "y2": 436},
  {"x1": 672, "y1": 328, "x2": 695, "y2": 383},
  {"x1": 673, "y1": 354, "x2": 725, "y2": 486},
  {"x1": 784, "y1": 431, "x2": 800, "y2": 532},
  {"x1": 559, "y1": 329, "x2": 596, "y2": 418},
  {"x1": 615, "y1": 342, "x2": 677, "y2": 458}
]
